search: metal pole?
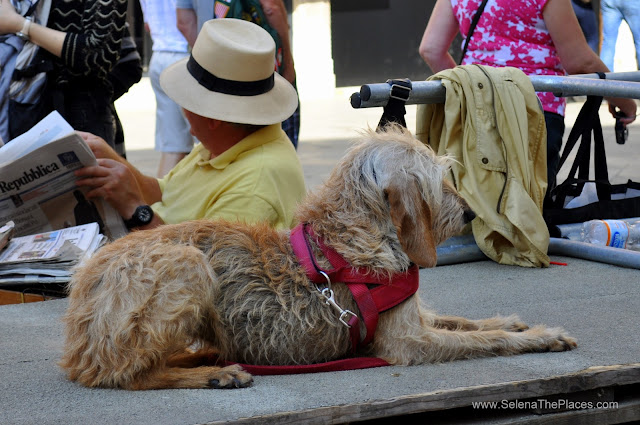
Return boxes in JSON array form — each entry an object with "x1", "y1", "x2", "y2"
[
  {"x1": 435, "y1": 234, "x2": 640, "y2": 269},
  {"x1": 351, "y1": 71, "x2": 640, "y2": 109}
]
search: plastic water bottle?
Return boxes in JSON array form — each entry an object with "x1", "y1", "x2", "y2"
[{"x1": 580, "y1": 219, "x2": 640, "y2": 251}]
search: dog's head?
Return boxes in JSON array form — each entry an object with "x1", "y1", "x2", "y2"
[{"x1": 304, "y1": 123, "x2": 473, "y2": 269}]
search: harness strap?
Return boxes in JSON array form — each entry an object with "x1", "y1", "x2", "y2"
[
  {"x1": 290, "y1": 223, "x2": 367, "y2": 352},
  {"x1": 291, "y1": 223, "x2": 384, "y2": 284},
  {"x1": 348, "y1": 283, "x2": 378, "y2": 347},
  {"x1": 220, "y1": 356, "x2": 390, "y2": 375}
]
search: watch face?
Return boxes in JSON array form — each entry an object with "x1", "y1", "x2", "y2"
[{"x1": 137, "y1": 206, "x2": 152, "y2": 223}]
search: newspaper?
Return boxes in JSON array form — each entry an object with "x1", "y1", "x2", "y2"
[
  {"x1": 0, "y1": 222, "x2": 105, "y2": 278},
  {"x1": 0, "y1": 221, "x2": 14, "y2": 252},
  {"x1": 0, "y1": 111, "x2": 127, "y2": 240}
]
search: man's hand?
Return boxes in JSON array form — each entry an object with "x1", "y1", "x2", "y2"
[
  {"x1": 77, "y1": 131, "x2": 124, "y2": 162},
  {"x1": 75, "y1": 159, "x2": 145, "y2": 219},
  {"x1": 607, "y1": 100, "x2": 637, "y2": 127}
]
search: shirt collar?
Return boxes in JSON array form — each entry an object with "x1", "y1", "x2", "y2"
[{"x1": 196, "y1": 124, "x2": 282, "y2": 169}]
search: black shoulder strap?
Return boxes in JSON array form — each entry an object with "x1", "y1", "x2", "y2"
[
  {"x1": 554, "y1": 72, "x2": 612, "y2": 204},
  {"x1": 376, "y1": 78, "x2": 412, "y2": 131},
  {"x1": 24, "y1": 0, "x2": 41, "y2": 17},
  {"x1": 459, "y1": 0, "x2": 489, "y2": 65}
]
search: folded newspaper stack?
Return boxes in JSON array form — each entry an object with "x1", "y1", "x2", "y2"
[
  {"x1": 0, "y1": 221, "x2": 14, "y2": 251},
  {"x1": 0, "y1": 222, "x2": 105, "y2": 282}
]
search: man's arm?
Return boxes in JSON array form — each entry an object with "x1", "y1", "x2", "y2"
[
  {"x1": 176, "y1": 8, "x2": 198, "y2": 47},
  {"x1": 74, "y1": 133, "x2": 164, "y2": 228},
  {"x1": 259, "y1": 0, "x2": 296, "y2": 83},
  {"x1": 418, "y1": 0, "x2": 459, "y2": 73},
  {"x1": 544, "y1": 0, "x2": 636, "y2": 124}
]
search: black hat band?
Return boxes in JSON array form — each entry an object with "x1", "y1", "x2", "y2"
[{"x1": 187, "y1": 55, "x2": 274, "y2": 97}]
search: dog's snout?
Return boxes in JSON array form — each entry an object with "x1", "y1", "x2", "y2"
[{"x1": 463, "y1": 209, "x2": 476, "y2": 224}]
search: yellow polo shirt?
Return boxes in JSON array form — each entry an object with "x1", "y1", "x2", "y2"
[{"x1": 152, "y1": 125, "x2": 306, "y2": 229}]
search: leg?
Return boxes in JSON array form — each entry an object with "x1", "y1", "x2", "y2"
[
  {"x1": 166, "y1": 347, "x2": 222, "y2": 368},
  {"x1": 128, "y1": 364, "x2": 252, "y2": 390},
  {"x1": 572, "y1": 1, "x2": 599, "y2": 53},
  {"x1": 432, "y1": 314, "x2": 529, "y2": 332},
  {"x1": 621, "y1": 1, "x2": 640, "y2": 70},
  {"x1": 281, "y1": 98, "x2": 300, "y2": 149},
  {"x1": 373, "y1": 297, "x2": 576, "y2": 365},
  {"x1": 149, "y1": 51, "x2": 194, "y2": 177},
  {"x1": 600, "y1": 0, "x2": 623, "y2": 70},
  {"x1": 61, "y1": 243, "x2": 242, "y2": 389}
]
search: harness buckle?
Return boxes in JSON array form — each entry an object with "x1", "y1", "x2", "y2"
[
  {"x1": 389, "y1": 82, "x2": 412, "y2": 101},
  {"x1": 338, "y1": 309, "x2": 357, "y2": 328},
  {"x1": 317, "y1": 271, "x2": 356, "y2": 329}
]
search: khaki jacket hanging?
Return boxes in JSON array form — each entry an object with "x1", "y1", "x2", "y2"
[{"x1": 416, "y1": 65, "x2": 550, "y2": 267}]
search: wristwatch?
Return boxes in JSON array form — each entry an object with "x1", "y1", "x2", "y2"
[
  {"x1": 123, "y1": 205, "x2": 154, "y2": 229},
  {"x1": 17, "y1": 17, "x2": 32, "y2": 41}
]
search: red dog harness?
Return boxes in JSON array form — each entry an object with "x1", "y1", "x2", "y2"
[
  {"x1": 216, "y1": 224, "x2": 420, "y2": 375},
  {"x1": 290, "y1": 223, "x2": 420, "y2": 351}
]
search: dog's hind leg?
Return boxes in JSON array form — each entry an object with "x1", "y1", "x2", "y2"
[
  {"x1": 431, "y1": 314, "x2": 529, "y2": 332},
  {"x1": 373, "y1": 296, "x2": 576, "y2": 364},
  {"x1": 166, "y1": 347, "x2": 221, "y2": 368},
  {"x1": 61, "y1": 243, "x2": 244, "y2": 389}
]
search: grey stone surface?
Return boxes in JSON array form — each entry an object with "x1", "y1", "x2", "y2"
[{"x1": 0, "y1": 257, "x2": 638, "y2": 425}]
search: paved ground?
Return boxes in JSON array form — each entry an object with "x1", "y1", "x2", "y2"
[
  {"x1": 1, "y1": 77, "x2": 639, "y2": 424},
  {"x1": 1, "y1": 258, "x2": 639, "y2": 424}
]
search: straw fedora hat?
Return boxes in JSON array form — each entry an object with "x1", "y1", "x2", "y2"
[{"x1": 160, "y1": 18, "x2": 298, "y2": 125}]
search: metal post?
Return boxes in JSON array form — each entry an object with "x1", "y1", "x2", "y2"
[{"x1": 351, "y1": 71, "x2": 640, "y2": 109}]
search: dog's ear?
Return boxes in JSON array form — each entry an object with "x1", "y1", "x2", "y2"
[{"x1": 386, "y1": 183, "x2": 437, "y2": 268}]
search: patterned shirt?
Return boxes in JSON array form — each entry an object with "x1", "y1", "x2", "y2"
[
  {"x1": 48, "y1": 0, "x2": 129, "y2": 91},
  {"x1": 452, "y1": 0, "x2": 566, "y2": 116}
]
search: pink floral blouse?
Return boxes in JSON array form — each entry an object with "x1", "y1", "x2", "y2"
[{"x1": 452, "y1": 0, "x2": 566, "y2": 116}]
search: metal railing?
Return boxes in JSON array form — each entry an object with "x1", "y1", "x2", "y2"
[{"x1": 350, "y1": 71, "x2": 640, "y2": 109}]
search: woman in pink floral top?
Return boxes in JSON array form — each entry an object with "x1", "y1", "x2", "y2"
[{"x1": 419, "y1": 0, "x2": 636, "y2": 191}]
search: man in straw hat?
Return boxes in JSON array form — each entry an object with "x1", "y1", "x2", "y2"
[
  {"x1": 74, "y1": 18, "x2": 306, "y2": 232},
  {"x1": 177, "y1": 0, "x2": 300, "y2": 148}
]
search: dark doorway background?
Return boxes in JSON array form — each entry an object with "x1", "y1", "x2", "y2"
[{"x1": 330, "y1": 0, "x2": 438, "y2": 87}]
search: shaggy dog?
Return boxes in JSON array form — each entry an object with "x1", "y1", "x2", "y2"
[{"x1": 60, "y1": 125, "x2": 576, "y2": 390}]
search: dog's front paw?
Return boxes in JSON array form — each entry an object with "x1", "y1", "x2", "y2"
[
  {"x1": 528, "y1": 326, "x2": 578, "y2": 352},
  {"x1": 207, "y1": 364, "x2": 253, "y2": 389},
  {"x1": 501, "y1": 314, "x2": 529, "y2": 332},
  {"x1": 546, "y1": 332, "x2": 578, "y2": 352}
]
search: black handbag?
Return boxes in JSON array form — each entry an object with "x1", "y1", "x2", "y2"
[
  {"x1": 543, "y1": 95, "x2": 640, "y2": 228},
  {"x1": 8, "y1": 48, "x2": 60, "y2": 140}
]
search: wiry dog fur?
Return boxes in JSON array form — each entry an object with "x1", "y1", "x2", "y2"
[{"x1": 60, "y1": 124, "x2": 576, "y2": 390}]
